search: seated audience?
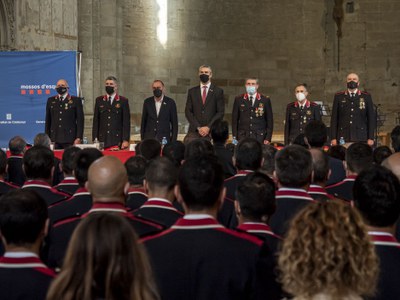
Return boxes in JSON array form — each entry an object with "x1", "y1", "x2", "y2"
[
  {"x1": 270, "y1": 145, "x2": 316, "y2": 236},
  {"x1": 46, "y1": 213, "x2": 159, "y2": 300},
  {"x1": 54, "y1": 146, "x2": 81, "y2": 195},
  {"x1": 141, "y1": 155, "x2": 275, "y2": 300},
  {"x1": 6, "y1": 135, "x2": 27, "y2": 186},
  {"x1": 21, "y1": 146, "x2": 69, "y2": 207},
  {"x1": 259, "y1": 144, "x2": 277, "y2": 179},
  {"x1": 305, "y1": 120, "x2": 345, "y2": 185},
  {"x1": 184, "y1": 138, "x2": 214, "y2": 159},
  {"x1": 278, "y1": 201, "x2": 378, "y2": 300},
  {"x1": 47, "y1": 156, "x2": 162, "y2": 269},
  {"x1": 353, "y1": 165, "x2": 400, "y2": 300},
  {"x1": 328, "y1": 144, "x2": 346, "y2": 161},
  {"x1": 308, "y1": 148, "x2": 334, "y2": 202},
  {"x1": 211, "y1": 120, "x2": 236, "y2": 178},
  {"x1": 373, "y1": 145, "x2": 392, "y2": 165},
  {"x1": 326, "y1": 142, "x2": 373, "y2": 201},
  {"x1": 138, "y1": 139, "x2": 161, "y2": 161},
  {"x1": 125, "y1": 156, "x2": 149, "y2": 210},
  {"x1": 0, "y1": 149, "x2": 18, "y2": 196},
  {"x1": 162, "y1": 141, "x2": 185, "y2": 167},
  {"x1": 33, "y1": 133, "x2": 63, "y2": 185},
  {"x1": 134, "y1": 157, "x2": 183, "y2": 228},
  {"x1": 0, "y1": 189, "x2": 55, "y2": 299},
  {"x1": 48, "y1": 148, "x2": 103, "y2": 223}
]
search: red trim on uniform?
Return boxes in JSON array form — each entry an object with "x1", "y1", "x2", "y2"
[
  {"x1": 8, "y1": 154, "x2": 23, "y2": 158},
  {"x1": 141, "y1": 199, "x2": 184, "y2": 215},
  {"x1": 128, "y1": 187, "x2": 148, "y2": 196},
  {"x1": 237, "y1": 223, "x2": 282, "y2": 239},
  {"x1": 103, "y1": 94, "x2": 120, "y2": 101},
  {"x1": 242, "y1": 93, "x2": 261, "y2": 101},
  {"x1": 53, "y1": 215, "x2": 81, "y2": 227},
  {"x1": 368, "y1": 232, "x2": 400, "y2": 248},
  {"x1": 23, "y1": 180, "x2": 70, "y2": 197},
  {"x1": 224, "y1": 170, "x2": 253, "y2": 183},
  {"x1": 0, "y1": 179, "x2": 19, "y2": 189},
  {"x1": 0, "y1": 256, "x2": 55, "y2": 277},
  {"x1": 326, "y1": 175, "x2": 357, "y2": 189},
  {"x1": 308, "y1": 184, "x2": 334, "y2": 199},
  {"x1": 54, "y1": 178, "x2": 78, "y2": 187},
  {"x1": 276, "y1": 188, "x2": 315, "y2": 202}
]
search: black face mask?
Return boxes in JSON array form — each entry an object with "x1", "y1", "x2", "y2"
[
  {"x1": 105, "y1": 86, "x2": 115, "y2": 95},
  {"x1": 153, "y1": 88, "x2": 163, "y2": 98},
  {"x1": 199, "y1": 74, "x2": 210, "y2": 83},
  {"x1": 56, "y1": 87, "x2": 67, "y2": 95},
  {"x1": 347, "y1": 81, "x2": 358, "y2": 89}
]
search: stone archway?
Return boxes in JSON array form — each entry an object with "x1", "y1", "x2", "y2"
[{"x1": 0, "y1": 0, "x2": 15, "y2": 50}]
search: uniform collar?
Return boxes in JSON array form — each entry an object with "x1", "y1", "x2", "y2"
[
  {"x1": 345, "y1": 89, "x2": 361, "y2": 96},
  {"x1": 368, "y1": 231, "x2": 400, "y2": 248},
  {"x1": 238, "y1": 222, "x2": 280, "y2": 237},
  {"x1": 172, "y1": 216, "x2": 223, "y2": 229},
  {"x1": 88, "y1": 202, "x2": 127, "y2": 214},
  {"x1": 103, "y1": 93, "x2": 120, "y2": 101},
  {"x1": 73, "y1": 187, "x2": 90, "y2": 196},
  {"x1": 294, "y1": 100, "x2": 310, "y2": 108},
  {"x1": 276, "y1": 187, "x2": 315, "y2": 201},
  {"x1": 22, "y1": 180, "x2": 52, "y2": 189},
  {"x1": 0, "y1": 255, "x2": 47, "y2": 268},
  {"x1": 58, "y1": 178, "x2": 78, "y2": 184},
  {"x1": 243, "y1": 93, "x2": 261, "y2": 100},
  {"x1": 128, "y1": 187, "x2": 148, "y2": 196},
  {"x1": 142, "y1": 198, "x2": 180, "y2": 212},
  {"x1": 58, "y1": 93, "x2": 70, "y2": 100}
]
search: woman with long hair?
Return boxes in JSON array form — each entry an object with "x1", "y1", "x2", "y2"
[
  {"x1": 47, "y1": 213, "x2": 159, "y2": 300},
  {"x1": 278, "y1": 201, "x2": 378, "y2": 300}
]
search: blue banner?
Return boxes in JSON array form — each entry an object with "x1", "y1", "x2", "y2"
[{"x1": 0, "y1": 51, "x2": 77, "y2": 148}]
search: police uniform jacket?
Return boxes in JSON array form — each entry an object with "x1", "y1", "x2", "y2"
[
  {"x1": 46, "y1": 202, "x2": 162, "y2": 269},
  {"x1": 133, "y1": 198, "x2": 184, "y2": 229},
  {"x1": 140, "y1": 96, "x2": 178, "y2": 142},
  {"x1": 92, "y1": 94, "x2": 131, "y2": 148},
  {"x1": 48, "y1": 187, "x2": 92, "y2": 224},
  {"x1": 284, "y1": 100, "x2": 321, "y2": 145},
  {"x1": 269, "y1": 188, "x2": 316, "y2": 237},
  {"x1": 6, "y1": 155, "x2": 25, "y2": 186},
  {"x1": 141, "y1": 216, "x2": 275, "y2": 300},
  {"x1": 326, "y1": 175, "x2": 356, "y2": 202},
  {"x1": 126, "y1": 187, "x2": 148, "y2": 211},
  {"x1": 368, "y1": 232, "x2": 400, "y2": 300},
  {"x1": 45, "y1": 94, "x2": 84, "y2": 144},
  {"x1": 0, "y1": 180, "x2": 18, "y2": 196},
  {"x1": 232, "y1": 93, "x2": 273, "y2": 143},
  {"x1": 22, "y1": 180, "x2": 69, "y2": 207},
  {"x1": 224, "y1": 170, "x2": 253, "y2": 201},
  {"x1": 214, "y1": 143, "x2": 236, "y2": 179},
  {"x1": 54, "y1": 177, "x2": 80, "y2": 196},
  {"x1": 330, "y1": 90, "x2": 376, "y2": 142},
  {"x1": 185, "y1": 84, "x2": 224, "y2": 133},
  {"x1": 308, "y1": 184, "x2": 334, "y2": 202},
  {"x1": 0, "y1": 255, "x2": 55, "y2": 300}
]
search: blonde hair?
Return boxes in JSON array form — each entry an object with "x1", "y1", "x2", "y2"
[
  {"x1": 278, "y1": 201, "x2": 378, "y2": 299},
  {"x1": 47, "y1": 213, "x2": 159, "y2": 300}
]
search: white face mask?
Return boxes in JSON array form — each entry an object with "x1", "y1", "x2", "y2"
[{"x1": 296, "y1": 92, "x2": 306, "y2": 101}]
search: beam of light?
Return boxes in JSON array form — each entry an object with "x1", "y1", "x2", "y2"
[{"x1": 156, "y1": 0, "x2": 168, "y2": 48}]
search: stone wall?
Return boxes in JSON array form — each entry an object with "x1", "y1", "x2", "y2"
[{"x1": 3, "y1": 0, "x2": 400, "y2": 140}]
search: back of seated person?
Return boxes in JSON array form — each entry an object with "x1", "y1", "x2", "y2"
[
  {"x1": 54, "y1": 146, "x2": 81, "y2": 195},
  {"x1": 7, "y1": 135, "x2": 27, "y2": 186},
  {"x1": 162, "y1": 140, "x2": 185, "y2": 167},
  {"x1": 0, "y1": 149, "x2": 18, "y2": 196},
  {"x1": 184, "y1": 138, "x2": 215, "y2": 160},
  {"x1": 125, "y1": 155, "x2": 149, "y2": 210},
  {"x1": 373, "y1": 145, "x2": 392, "y2": 165},
  {"x1": 138, "y1": 138, "x2": 161, "y2": 161},
  {"x1": 0, "y1": 189, "x2": 55, "y2": 299},
  {"x1": 259, "y1": 144, "x2": 277, "y2": 179},
  {"x1": 308, "y1": 148, "x2": 334, "y2": 202}
]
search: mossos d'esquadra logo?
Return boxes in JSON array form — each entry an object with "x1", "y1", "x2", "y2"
[{"x1": 20, "y1": 83, "x2": 56, "y2": 96}]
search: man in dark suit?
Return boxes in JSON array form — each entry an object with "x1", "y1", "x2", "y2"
[
  {"x1": 232, "y1": 78, "x2": 273, "y2": 144},
  {"x1": 330, "y1": 73, "x2": 376, "y2": 146},
  {"x1": 6, "y1": 136, "x2": 26, "y2": 186},
  {"x1": 0, "y1": 190, "x2": 55, "y2": 299},
  {"x1": 92, "y1": 76, "x2": 131, "y2": 149},
  {"x1": 45, "y1": 79, "x2": 84, "y2": 149},
  {"x1": 184, "y1": 65, "x2": 224, "y2": 143},
  {"x1": 353, "y1": 166, "x2": 400, "y2": 300},
  {"x1": 284, "y1": 84, "x2": 321, "y2": 145},
  {"x1": 141, "y1": 80, "x2": 178, "y2": 143}
]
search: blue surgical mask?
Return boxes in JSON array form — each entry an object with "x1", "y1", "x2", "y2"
[{"x1": 246, "y1": 86, "x2": 256, "y2": 95}]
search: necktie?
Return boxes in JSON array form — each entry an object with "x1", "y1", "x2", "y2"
[
  {"x1": 108, "y1": 96, "x2": 112, "y2": 105},
  {"x1": 60, "y1": 96, "x2": 63, "y2": 101},
  {"x1": 351, "y1": 93, "x2": 355, "y2": 98},
  {"x1": 202, "y1": 86, "x2": 207, "y2": 104},
  {"x1": 249, "y1": 96, "x2": 254, "y2": 106}
]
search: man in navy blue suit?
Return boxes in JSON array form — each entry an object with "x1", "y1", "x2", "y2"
[{"x1": 140, "y1": 80, "x2": 178, "y2": 143}]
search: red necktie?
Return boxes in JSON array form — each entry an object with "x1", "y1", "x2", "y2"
[{"x1": 202, "y1": 86, "x2": 207, "y2": 104}]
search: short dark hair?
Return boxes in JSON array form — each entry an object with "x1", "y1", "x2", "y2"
[
  {"x1": 162, "y1": 141, "x2": 185, "y2": 167},
  {"x1": 8, "y1": 136, "x2": 26, "y2": 155},
  {"x1": 292, "y1": 134, "x2": 309, "y2": 149},
  {"x1": 74, "y1": 148, "x2": 103, "y2": 186},
  {"x1": 275, "y1": 145, "x2": 312, "y2": 188},
  {"x1": 138, "y1": 139, "x2": 161, "y2": 161},
  {"x1": 145, "y1": 157, "x2": 177, "y2": 192},
  {"x1": 33, "y1": 133, "x2": 51, "y2": 148},
  {"x1": 354, "y1": 165, "x2": 400, "y2": 227},
  {"x1": 211, "y1": 120, "x2": 229, "y2": 144},
  {"x1": 310, "y1": 149, "x2": 330, "y2": 184},
  {"x1": 373, "y1": 146, "x2": 392, "y2": 165},
  {"x1": 346, "y1": 142, "x2": 373, "y2": 174},
  {"x1": 23, "y1": 146, "x2": 54, "y2": 180},
  {"x1": 328, "y1": 145, "x2": 346, "y2": 161},
  {"x1": 0, "y1": 189, "x2": 48, "y2": 245},
  {"x1": 305, "y1": 120, "x2": 327, "y2": 148},
  {"x1": 391, "y1": 125, "x2": 400, "y2": 152},
  {"x1": 236, "y1": 172, "x2": 276, "y2": 221},
  {"x1": 260, "y1": 144, "x2": 277, "y2": 176},
  {"x1": 179, "y1": 155, "x2": 224, "y2": 210},
  {"x1": 125, "y1": 156, "x2": 148, "y2": 185},
  {"x1": 61, "y1": 146, "x2": 81, "y2": 175},
  {"x1": 234, "y1": 138, "x2": 262, "y2": 171},
  {"x1": 184, "y1": 139, "x2": 214, "y2": 160},
  {"x1": 0, "y1": 149, "x2": 7, "y2": 176}
]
